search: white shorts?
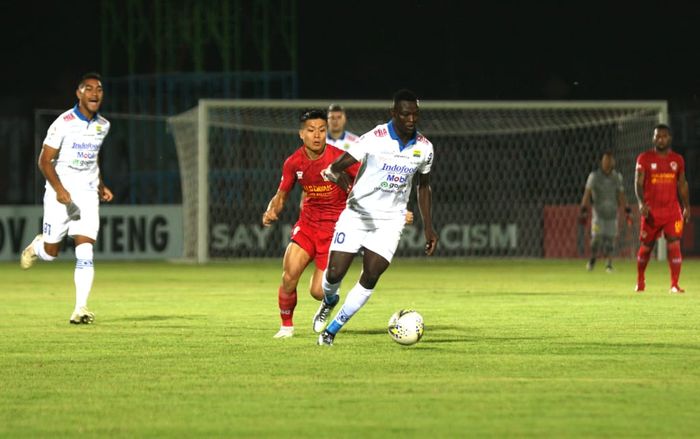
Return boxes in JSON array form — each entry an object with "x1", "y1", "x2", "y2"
[
  {"x1": 42, "y1": 187, "x2": 100, "y2": 243},
  {"x1": 329, "y1": 209, "x2": 405, "y2": 263}
]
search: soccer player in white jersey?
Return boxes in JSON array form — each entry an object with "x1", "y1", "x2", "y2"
[
  {"x1": 20, "y1": 72, "x2": 113, "y2": 325},
  {"x1": 326, "y1": 103, "x2": 359, "y2": 151},
  {"x1": 314, "y1": 89, "x2": 438, "y2": 346}
]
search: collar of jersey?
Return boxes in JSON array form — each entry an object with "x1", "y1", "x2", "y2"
[
  {"x1": 387, "y1": 120, "x2": 417, "y2": 151},
  {"x1": 72, "y1": 103, "x2": 99, "y2": 122},
  {"x1": 327, "y1": 131, "x2": 346, "y2": 142}
]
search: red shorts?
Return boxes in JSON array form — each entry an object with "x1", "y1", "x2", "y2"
[
  {"x1": 639, "y1": 210, "x2": 684, "y2": 244},
  {"x1": 289, "y1": 220, "x2": 334, "y2": 270}
]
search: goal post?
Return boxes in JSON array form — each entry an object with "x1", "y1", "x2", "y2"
[{"x1": 168, "y1": 99, "x2": 667, "y2": 262}]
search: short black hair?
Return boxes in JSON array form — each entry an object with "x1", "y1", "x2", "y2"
[
  {"x1": 79, "y1": 72, "x2": 102, "y2": 88},
  {"x1": 654, "y1": 123, "x2": 672, "y2": 135},
  {"x1": 328, "y1": 103, "x2": 344, "y2": 113},
  {"x1": 299, "y1": 108, "x2": 327, "y2": 124},
  {"x1": 601, "y1": 150, "x2": 614, "y2": 159},
  {"x1": 392, "y1": 89, "x2": 419, "y2": 108}
]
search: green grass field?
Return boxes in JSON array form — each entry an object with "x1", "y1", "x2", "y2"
[{"x1": 1, "y1": 258, "x2": 699, "y2": 438}]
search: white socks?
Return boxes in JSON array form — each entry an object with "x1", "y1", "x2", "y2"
[
  {"x1": 34, "y1": 238, "x2": 56, "y2": 261},
  {"x1": 74, "y1": 243, "x2": 94, "y2": 310},
  {"x1": 327, "y1": 282, "x2": 373, "y2": 334},
  {"x1": 322, "y1": 270, "x2": 342, "y2": 306}
]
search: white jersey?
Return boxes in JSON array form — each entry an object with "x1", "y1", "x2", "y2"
[
  {"x1": 327, "y1": 130, "x2": 359, "y2": 151},
  {"x1": 43, "y1": 104, "x2": 110, "y2": 191},
  {"x1": 345, "y1": 121, "x2": 433, "y2": 220}
]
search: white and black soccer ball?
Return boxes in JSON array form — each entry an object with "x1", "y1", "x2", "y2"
[{"x1": 387, "y1": 310, "x2": 424, "y2": 345}]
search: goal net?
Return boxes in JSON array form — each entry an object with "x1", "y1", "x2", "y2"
[{"x1": 168, "y1": 100, "x2": 667, "y2": 262}]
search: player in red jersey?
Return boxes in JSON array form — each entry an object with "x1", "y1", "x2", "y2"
[
  {"x1": 262, "y1": 109, "x2": 360, "y2": 338},
  {"x1": 634, "y1": 124, "x2": 691, "y2": 293}
]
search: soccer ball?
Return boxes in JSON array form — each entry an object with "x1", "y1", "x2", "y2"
[{"x1": 387, "y1": 310, "x2": 424, "y2": 345}]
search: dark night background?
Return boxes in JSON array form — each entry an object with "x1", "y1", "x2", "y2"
[
  {"x1": 1, "y1": 1, "x2": 699, "y2": 111},
  {"x1": 0, "y1": 0, "x2": 698, "y2": 205}
]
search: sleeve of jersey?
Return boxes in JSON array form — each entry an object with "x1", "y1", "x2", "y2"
[
  {"x1": 635, "y1": 155, "x2": 645, "y2": 173},
  {"x1": 585, "y1": 172, "x2": 595, "y2": 189},
  {"x1": 346, "y1": 135, "x2": 369, "y2": 162},
  {"x1": 418, "y1": 142, "x2": 434, "y2": 174},
  {"x1": 43, "y1": 118, "x2": 65, "y2": 149},
  {"x1": 277, "y1": 155, "x2": 297, "y2": 192}
]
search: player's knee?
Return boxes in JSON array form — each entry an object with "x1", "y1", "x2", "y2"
[
  {"x1": 309, "y1": 288, "x2": 324, "y2": 301},
  {"x1": 44, "y1": 242, "x2": 61, "y2": 258},
  {"x1": 359, "y1": 272, "x2": 380, "y2": 290},
  {"x1": 75, "y1": 242, "x2": 94, "y2": 263}
]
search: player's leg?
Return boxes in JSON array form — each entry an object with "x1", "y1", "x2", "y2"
[
  {"x1": 636, "y1": 216, "x2": 660, "y2": 292},
  {"x1": 588, "y1": 220, "x2": 600, "y2": 271},
  {"x1": 274, "y1": 242, "x2": 312, "y2": 338},
  {"x1": 603, "y1": 236, "x2": 615, "y2": 272},
  {"x1": 67, "y1": 192, "x2": 100, "y2": 324},
  {"x1": 313, "y1": 250, "x2": 354, "y2": 333},
  {"x1": 70, "y1": 235, "x2": 96, "y2": 324},
  {"x1": 663, "y1": 218, "x2": 685, "y2": 293},
  {"x1": 319, "y1": 219, "x2": 401, "y2": 345},
  {"x1": 21, "y1": 190, "x2": 68, "y2": 269}
]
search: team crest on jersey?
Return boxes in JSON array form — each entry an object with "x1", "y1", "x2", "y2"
[
  {"x1": 413, "y1": 150, "x2": 421, "y2": 158},
  {"x1": 96, "y1": 125, "x2": 102, "y2": 132},
  {"x1": 296, "y1": 171, "x2": 303, "y2": 179},
  {"x1": 651, "y1": 163, "x2": 657, "y2": 170},
  {"x1": 670, "y1": 161, "x2": 677, "y2": 171}
]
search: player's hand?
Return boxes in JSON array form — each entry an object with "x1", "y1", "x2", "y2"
[
  {"x1": 625, "y1": 214, "x2": 633, "y2": 227},
  {"x1": 638, "y1": 203, "x2": 650, "y2": 218},
  {"x1": 424, "y1": 228, "x2": 438, "y2": 256},
  {"x1": 682, "y1": 207, "x2": 691, "y2": 223},
  {"x1": 335, "y1": 171, "x2": 353, "y2": 193},
  {"x1": 320, "y1": 165, "x2": 339, "y2": 183},
  {"x1": 99, "y1": 185, "x2": 113, "y2": 202},
  {"x1": 262, "y1": 210, "x2": 278, "y2": 227},
  {"x1": 405, "y1": 211, "x2": 414, "y2": 225},
  {"x1": 56, "y1": 187, "x2": 72, "y2": 205}
]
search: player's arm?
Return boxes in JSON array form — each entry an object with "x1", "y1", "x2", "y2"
[
  {"x1": 678, "y1": 171, "x2": 691, "y2": 223},
  {"x1": 579, "y1": 187, "x2": 592, "y2": 223},
  {"x1": 417, "y1": 172, "x2": 438, "y2": 256},
  {"x1": 262, "y1": 189, "x2": 289, "y2": 227},
  {"x1": 634, "y1": 166, "x2": 649, "y2": 217},
  {"x1": 321, "y1": 152, "x2": 357, "y2": 192},
  {"x1": 618, "y1": 189, "x2": 632, "y2": 225},
  {"x1": 38, "y1": 145, "x2": 71, "y2": 204}
]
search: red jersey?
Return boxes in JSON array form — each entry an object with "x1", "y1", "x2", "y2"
[
  {"x1": 278, "y1": 144, "x2": 358, "y2": 230},
  {"x1": 636, "y1": 149, "x2": 685, "y2": 217}
]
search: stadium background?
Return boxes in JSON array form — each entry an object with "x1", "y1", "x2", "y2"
[{"x1": 0, "y1": 0, "x2": 697, "y2": 260}]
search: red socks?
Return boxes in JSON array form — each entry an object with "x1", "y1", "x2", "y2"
[
  {"x1": 667, "y1": 240, "x2": 682, "y2": 287},
  {"x1": 636, "y1": 244, "x2": 652, "y2": 286},
  {"x1": 278, "y1": 286, "x2": 297, "y2": 327}
]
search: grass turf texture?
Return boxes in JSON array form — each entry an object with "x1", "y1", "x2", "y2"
[{"x1": 1, "y1": 258, "x2": 699, "y2": 438}]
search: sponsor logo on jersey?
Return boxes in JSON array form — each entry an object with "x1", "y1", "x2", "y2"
[
  {"x1": 302, "y1": 183, "x2": 335, "y2": 197},
  {"x1": 374, "y1": 128, "x2": 388, "y2": 137},
  {"x1": 380, "y1": 163, "x2": 417, "y2": 174},
  {"x1": 77, "y1": 151, "x2": 97, "y2": 159},
  {"x1": 72, "y1": 142, "x2": 100, "y2": 151}
]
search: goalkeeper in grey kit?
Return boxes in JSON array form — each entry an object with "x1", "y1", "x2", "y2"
[{"x1": 579, "y1": 151, "x2": 632, "y2": 272}]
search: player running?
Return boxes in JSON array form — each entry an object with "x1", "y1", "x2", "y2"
[
  {"x1": 634, "y1": 124, "x2": 691, "y2": 293},
  {"x1": 263, "y1": 109, "x2": 361, "y2": 339},
  {"x1": 315, "y1": 89, "x2": 438, "y2": 346},
  {"x1": 20, "y1": 72, "x2": 113, "y2": 324}
]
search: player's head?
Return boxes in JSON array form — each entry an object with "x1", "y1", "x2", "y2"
[
  {"x1": 600, "y1": 151, "x2": 615, "y2": 174},
  {"x1": 299, "y1": 109, "x2": 327, "y2": 154},
  {"x1": 653, "y1": 124, "x2": 672, "y2": 152},
  {"x1": 76, "y1": 72, "x2": 104, "y2": 116},
  {"x1": 327, "y1": 103, "x2": 347, "y2": 138},
  {"x1": 390, "y1": 89, "x2": 420, "y2": 139}
]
